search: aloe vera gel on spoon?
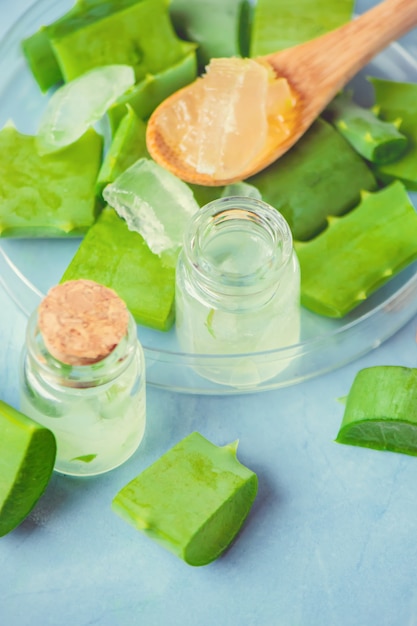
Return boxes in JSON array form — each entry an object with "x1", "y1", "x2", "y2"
[
  {"x1": 175, "y1": 197, "x2": 301, "y2": 388},
  {"x1": 19, "y1": 280, "x2": 146, "y2": 476}
]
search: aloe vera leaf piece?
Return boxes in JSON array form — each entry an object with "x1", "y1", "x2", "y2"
[
  {"x1": 61, "y1": 206, "x2": 175, "y2": 331},
  {"x1": 48, "y1": 0, "x2": 194, "y2": 84},
  {"x1": 22, "y1": 0, "x2": 140, "y2": 92},
  {"x1": 323, "y1": 91, "x2": 408, "y2": 164},
  {"x1": 296, "y1": 181, "x2": 417, "y2": 318},
  {"x1": 169, "y1": 0, "x2": 252, "y2": 68},
  {"x1": 250, "y1": 0, "x2": 354, "y2": 56},
  {"x1": 0, "y1": 125, "x2": 102, "y2": 238},
  {"x1": 248, "y1": 118, "x2": 377, "y2": 241},
  {"x1": 112, "y1": 432, "x2": 258, "y2": 566},
  {"x1": 0, "y1": 400, "x2": 56, "y2": 537},
  {"x1": 370, "y1": 78, "x2": 417, "y2": 190},
  {"x1": 21, "y1": 28, "x2": 63, "y2": 93},
  {"x1": 97, "y1": 106, "x2": 149, "y2": 197},
  {"x1": 20, "y1": 0, "x2": 88, "y2": 92},
  {"x1": 108, "y1": 50, "x2": 197, "y2": 132},
  {"x1": 336, "y1": 366, "x2": 417, "y2": 455}
]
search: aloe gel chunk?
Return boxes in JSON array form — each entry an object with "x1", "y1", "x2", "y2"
[
  {"x1": 170, "y1": 0, "x2": 252, "y2": 67},
  {"x1": 103, "y1": 158, "x2": 199, "y2": 260},
  {"x1": 0, "y1": 125, "x2": 102, "y2": 238},
  {"x1": 37, "y1": 64, "x2": 135, "y2": 155},
  {"x1": 336, "y1": 366, "x2": 417, "y2": 456},
  {"x1": 112, "y1": 432, "x2": 258, "y2": 566},
  {"x1": 97, "y1": 106, "x2": 149, "y2": 197},
  {"x1": 47, "y1": 0, "x2": 194, "y2": 83},
  {"x1": 370, "y1": 78, "x2": 417, "y2": 190},
  {"x1": 61, "y1": 206, "x2": 175, "y2": 331},
  {"x1": 324, "y1": 92, "x2": 408, "y2": 164},
  {"x1": 250, "y1": 0, "x2": 354, "y2": 56},
  {"x1": 107, "y1": 51, "x2": 197, "y2": 132},
  {"x1": 297, "y1": 181, "x2": 417, "y2": 317},
  {"x1": 0, "y1": 400, "x2": 56, "y2": 537},
  {"x1": 248, "y1": 118, "x2": 377, "y2": 241}
]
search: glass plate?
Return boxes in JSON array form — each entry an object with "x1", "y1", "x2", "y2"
[{"x1": 1, "y1": 0, "x2": 417, "y2": 395}]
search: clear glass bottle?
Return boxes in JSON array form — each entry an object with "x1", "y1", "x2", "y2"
[
  {"x1": 175, "y1": 196, "x2": 301, "y2": 388},
  {"x1": 20, "y1": 293, "x2": 146, "y2": 477}
]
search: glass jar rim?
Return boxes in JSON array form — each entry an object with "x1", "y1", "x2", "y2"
[{"x1": 183, "y1": 196, "x2": 294, "y2": 298}]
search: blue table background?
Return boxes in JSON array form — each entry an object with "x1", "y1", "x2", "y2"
[{"x1": 1, "y1": 1, "x2": 417, "y2": 625}]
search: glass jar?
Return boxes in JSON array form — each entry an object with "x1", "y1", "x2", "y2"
[
  {"x1": 20, "y1": 297, "x2": 146, "y2": 477},
  {"x1": 175, "y1": 196, "x2": 301, "y2": 388}
]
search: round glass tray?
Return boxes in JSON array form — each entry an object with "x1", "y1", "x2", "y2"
[{"x1": 1, "y1": 0, "x2": 417, "y2": 395}]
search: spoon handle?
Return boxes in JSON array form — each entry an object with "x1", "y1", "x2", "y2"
[{"x1": 265, "y1": 0, "x2": 417, "y2": 103}]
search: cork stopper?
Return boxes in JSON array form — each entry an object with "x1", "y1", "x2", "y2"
[{"x1": 38, "y1": 280, "x2": 129, "y2": 366}]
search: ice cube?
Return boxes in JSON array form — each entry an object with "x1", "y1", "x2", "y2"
[
  {"x1": 103, "y1": 158, "x2": 199, "y2": 260},
  {"x1": 36, "y1": 65, "x2": 135, "y2": 154}
]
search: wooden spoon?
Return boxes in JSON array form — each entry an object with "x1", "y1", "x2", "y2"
[{"x1": 146, "y1": 0, "x2": 417, "y2": 186}]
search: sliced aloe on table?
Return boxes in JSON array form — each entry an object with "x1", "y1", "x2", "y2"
[
  {"x1": 336, "y1": 366, "x2": 417, "y2": 456},
  {"x1": 323, "y1": 91, "x2": 408, "y2": 164},
  {"x1": 112, "y1": 432, "x2": 258, "y2": 566},
  {"x1": 107, "y1": 50, "x2": 197, "y2": 132},
  {"x1": 0, "y1": 400, "x2": 56, "y2": 537},
  {"x1": 297, "y1": 181, "x2": 417, "y2": 317},
  {"x1": 170, "y1": 0, "x2": 252, "y2": 67},
  {"x1": 0, "y1": 125, "x2": 102, "y2": 238},
  {"x1": 250, "y1": 0, "x2": 354, "y2": 56},
  {"x1": 61, "y1": 206, "x2": 176, "y2": 331},
  {"x1": 370, "y1": 78, "x2": 417, "y2": 190},
  {"x1": 248, "y1": 118, "x2": 377, "y2": 241},
  {"x1": 97, "y1": 106, "x2": 149, "y2": 197},
  {"x1": 47, "y1": 0, "x2": 194, "y2": 83},
  {"x1": 21, "y1": 28, "x2": 62, "y2": 93}
]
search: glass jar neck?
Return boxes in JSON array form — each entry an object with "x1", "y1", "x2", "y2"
[
  {"x1": 25, "y1": 310, "x2": 138, "y2": 388},
  {"x1": 182, "y1": 196, "x2": 294, "y2": 311}
]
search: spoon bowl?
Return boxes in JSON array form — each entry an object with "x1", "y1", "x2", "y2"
[{"x1": 147, "y1": 0, "x2": 417, "y2": 186}]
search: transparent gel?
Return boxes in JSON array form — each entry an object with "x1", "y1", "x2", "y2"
[
  {"x1": 175, "y1": 197, "x2": 301, "y2": 388},
  {"x1": 20, "y1": 313, "x2": 146, "y2": 476}
]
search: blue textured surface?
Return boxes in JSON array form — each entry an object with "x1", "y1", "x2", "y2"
[{"x1": 1, "y1": 1, "x2": 417, "y2": 625}]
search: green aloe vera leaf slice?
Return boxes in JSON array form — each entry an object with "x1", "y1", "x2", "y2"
[
  {"x1": 21, "y1": 0, "x2": 143, "y2": 91},
  {"x1": 296, "y1": 181, "x2": 417, "y2": 317},
  {"x1": 37, "y1": 64, "x2": 135, "y2": 155},
  {"x1": 336, "y1": 366, "x2": 417, "y2": 455},
  {"x1": 108, "y1": 50, "x2": 197, "y2": 133},
  {"x1": 250, "y1": 0, "x2": 354, "y2": 56},
  {"x1": 323, "y1": 91, "x2": 408, "y2": 164},
  {"x1": 248, "y1": 118, "x2": 377, "y2": 241},
  {"x1": 0, "y1": 399, "x2": 56, "y2": 537},
  {"x1": 48, "y1": 0, "x2": 194, "y2": 84},
  {"x1": 370, "y1": 78, "x2": 417, "y2": 190},
  {"x1": 0, "y1": 125, "x2": 102, "y2": 238},
  {"x1": 61, "y1": 206, "x2": 175, "y2": 331},
  {"x1": 97, "y1": 106, "x2": 149, "y2": 197},
  {"x1": 169, "y1": 0, "x2": 252, "y2": 68},
  {"x1": 112, "y1": 432, "x2": 258, "y2": 566},
  {"x1": 21, "y1": 28, "x2": 63, "y2": 93}
]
